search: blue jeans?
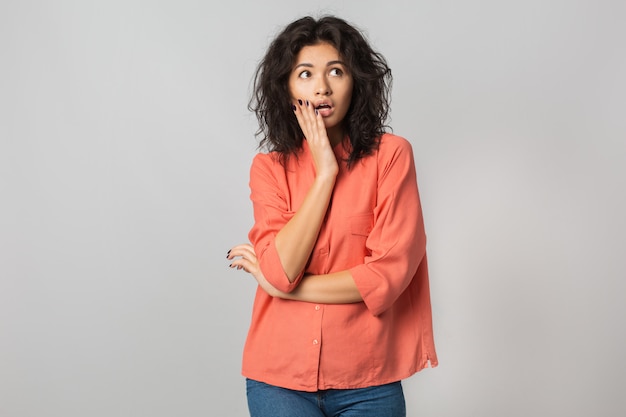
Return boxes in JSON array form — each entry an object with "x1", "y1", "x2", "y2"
[{"x1": 246, "y1": 379, "x2": 406, "y2": 417}]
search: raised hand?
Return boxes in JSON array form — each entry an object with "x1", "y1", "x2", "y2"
[{"x1": 293, "y1": 99, "x2": 339, "y2": 179}]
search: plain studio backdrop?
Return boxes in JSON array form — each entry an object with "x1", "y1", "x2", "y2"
[{"x1": 1, "y1": 1, "x2": 625, "y2": 416}]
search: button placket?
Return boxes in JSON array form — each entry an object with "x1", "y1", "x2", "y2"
[{"x1": 312, "y1": 304, "x2": 322, "y2": 347}]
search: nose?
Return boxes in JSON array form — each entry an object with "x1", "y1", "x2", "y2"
[{"x1": 315, "y1": 76, "x2": 331, "y2": 96}]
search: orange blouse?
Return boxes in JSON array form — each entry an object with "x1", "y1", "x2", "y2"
[{"x1": 242, "y1": 133, "x2": 438, "y2": 391}]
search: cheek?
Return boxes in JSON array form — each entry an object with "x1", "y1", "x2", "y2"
[
  {"x1": 340, "y1": 90, "x2": 353, "y2": 110},
  {"x1": 340, "y1": 83, "x2": 354, "y2": 106}
]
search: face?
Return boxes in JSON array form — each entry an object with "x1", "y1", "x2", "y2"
[{"x1": 288, "y1": 42, "x2": 354, "y2": 133}]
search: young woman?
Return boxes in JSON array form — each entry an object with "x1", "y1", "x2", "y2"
[{"x1": 227, "y1": 15, "x2": 438, "y2": 417}]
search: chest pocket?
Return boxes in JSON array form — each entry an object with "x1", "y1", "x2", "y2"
[{"x1": 349, "y1": 213, "x2": 374, "y2": 236}]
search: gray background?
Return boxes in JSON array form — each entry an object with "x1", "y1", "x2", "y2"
[{"x1": 1, "y1": 0, "x2": 625, "y2": 416}]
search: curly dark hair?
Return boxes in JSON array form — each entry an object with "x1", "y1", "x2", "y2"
[{"x1": 249, "y1": 15, "x2": 392, "y2": 168}]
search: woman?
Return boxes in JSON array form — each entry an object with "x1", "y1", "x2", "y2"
[{"x1": 227, "y1": 15, "x2": 438, "y2": 417}]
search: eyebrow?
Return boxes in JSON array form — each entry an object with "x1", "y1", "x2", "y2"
[{"x1": 294, "y1": 60, "x2": 347, "y2": 70}]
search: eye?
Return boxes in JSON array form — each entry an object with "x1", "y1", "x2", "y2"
[
  {"x1": 329, "y1": 68, "x2": 344, "y2": 77},
  {"x1": 298, "y1": 70, "x2": 311, "y2": 79}
]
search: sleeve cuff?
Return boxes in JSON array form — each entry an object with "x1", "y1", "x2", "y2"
[
  {"x1": 258, "y1": 240, "x2": 304, "y2": 293},
  {"x1": 350, "y1": 264, "x2": 390, "y2": 316}
]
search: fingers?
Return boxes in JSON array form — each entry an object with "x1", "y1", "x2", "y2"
[
  {"x1": 292, "y1": 98, "x2": 324, "y2": 142},
  {"x1": 229, "y1": 257, "x2": 254, "y2": 272},
  {"x1": 292, "y1": 97, "x2": 339, "y2": 178},
  {"x1": 227, "y1": 243, "x2": 255, "y2": 260},
  {"x1": 227, "y1": 243, "x2": 258, "y2": 272}
]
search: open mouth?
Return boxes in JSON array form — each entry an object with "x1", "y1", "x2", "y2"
[{"x1": 315, "y1": 103, "x2": 333, "y2": 116}]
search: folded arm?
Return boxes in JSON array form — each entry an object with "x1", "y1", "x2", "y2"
[{"x1": 228, "y1": 243, "x2": 362, "y2": 304}]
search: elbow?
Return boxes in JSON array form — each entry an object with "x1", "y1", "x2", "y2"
[
  {"x1": 363, "y1": 296, "x2": 394, "y2": 317},
  {"x1": 351, "y1": 264, "x2": 417, "y2": 317},
  {"x1": 256, "y1": 241, "x2": 304, "y2": 293},
  {"x1": 260, "y1": 262, "x2": 304, "y2": 294}
]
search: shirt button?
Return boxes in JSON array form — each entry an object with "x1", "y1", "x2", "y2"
[
  {"x1": 313, "y1": 339, "x2": 319, "y2": 345},
  {"x1": 315, "y1": 305, "x2": 320, "y2": 311}
]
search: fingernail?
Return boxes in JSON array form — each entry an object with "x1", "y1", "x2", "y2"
[
  {"x1": 292, "y1": 104, "x2": 296, "y2": 111},
  {"x1": 298, "y1": 99, "x2": 303, "y2": 105},
  {"x1": 315, "y1": 109, "x2": 319, "y2": 115},
  {"x1": 306, "y1": 100, "x2": 309, "y2": 106},
  {"x1": 226, "y1": 249, "x2": 231, "y2": 258}
]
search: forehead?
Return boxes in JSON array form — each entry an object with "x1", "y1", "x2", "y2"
[{"x1": 293, "y1": 42, "x2": 342, "y2": 65}]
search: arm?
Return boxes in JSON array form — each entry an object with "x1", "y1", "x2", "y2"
[
  {"x1": 227, "y1": 243, "x2": 362, "y2": 304},
  {"x1": 287, "y1": 271, "x2": 362, "y2": 304},
  {"x1": 274, "y1": 100, "x2": 339, "y2": 281},
  {"x1": 349, "y1": 136, "x2": 427, "y2": 316},
  {"x1": 249, "y1": 100, "x2": 338, "y2": 290},
  {"x1": 238, "y1": 135, "x2": 425, "y2": 312},
  {"x1": 274, "y1": 173, "x2": 335, "y2": 282}
]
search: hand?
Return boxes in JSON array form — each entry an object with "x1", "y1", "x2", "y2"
[
  {"x1": 293, "y1": 99, "x2": 339, "y2": 178},
  {"x1": 227, "y1": 243, "x2": 281, "y2": 297}
]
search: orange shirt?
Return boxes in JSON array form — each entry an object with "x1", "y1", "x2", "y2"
[{"x1": 243, "y1": 133, "x2": 438, "y2": 391}]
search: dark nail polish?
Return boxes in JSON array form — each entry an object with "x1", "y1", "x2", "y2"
[
  {"x1": 292, "y1": 104, "x2": 296, "y2": 111},
  {"x1": 306, "y1": 100, "x2": 309, "y2": 106},
  {"x1": 226, "y1": 249, "x2": 231, "y2": 258},
  {"x1": 315, "y1": 109, "x2": 319, "y2": 115},
  {"x1": 298, "y1": 99, "x2": 303, "y2": 105}
]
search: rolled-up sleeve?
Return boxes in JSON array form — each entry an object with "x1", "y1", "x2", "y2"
[
  {"x1": 247, "y1": 153, "x2": 305, "y2": 293},
  {"x1": 350, "y1": 138, "x2": 426, "y2": 316}
]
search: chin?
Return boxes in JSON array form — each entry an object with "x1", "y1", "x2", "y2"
[{"x1": 323, "y1": 118, "x2": 342, "y2": 129}]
